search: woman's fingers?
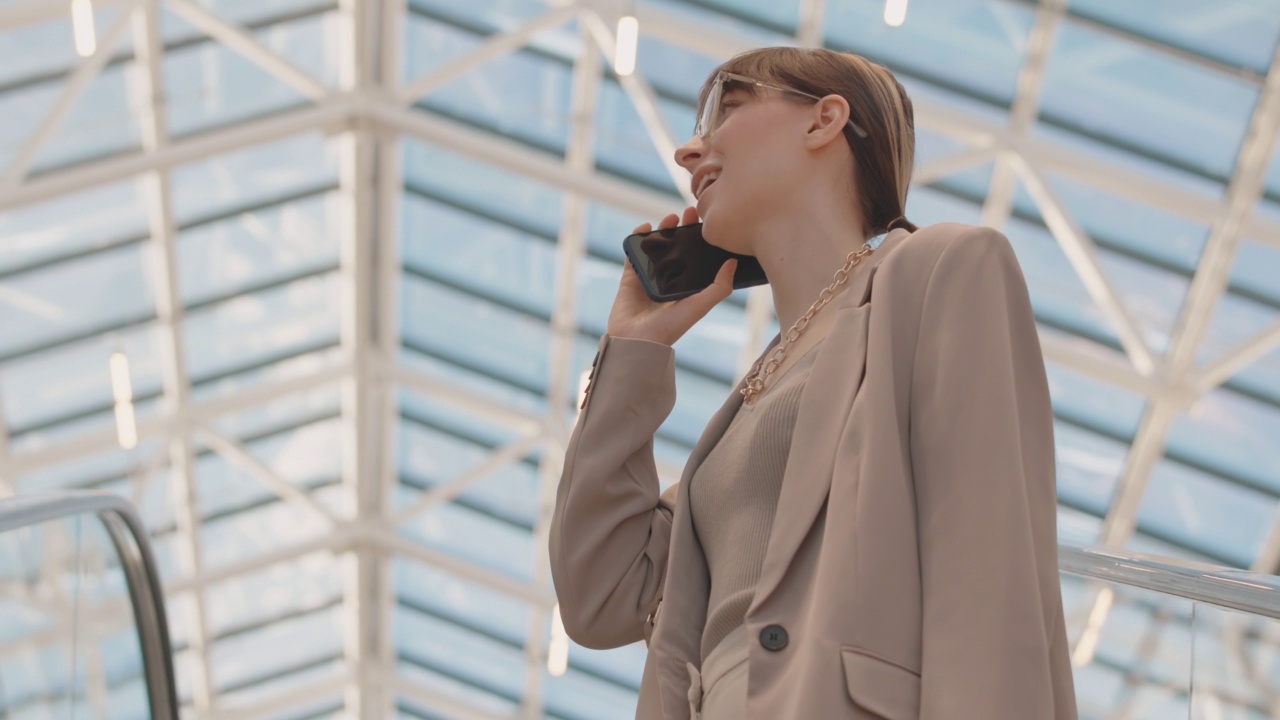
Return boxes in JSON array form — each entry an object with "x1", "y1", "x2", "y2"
[
  {"x1": 681, "y1": 206, "x2": 699, "y2": 226},
  {"x1": 677, "y1": 258, "x2": 737, "y2": 317}
]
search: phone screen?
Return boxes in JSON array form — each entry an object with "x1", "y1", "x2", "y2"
[{"x1": 622, "y1": 223, "x2": 768, "y2": 302}]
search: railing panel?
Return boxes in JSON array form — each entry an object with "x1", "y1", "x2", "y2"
[{"x1": 0, "y1": 492, "x2": 177, "y2": 720}]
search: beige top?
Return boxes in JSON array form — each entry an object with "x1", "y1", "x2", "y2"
[{"x1": 689, "y1": 342, "x2": 822, "y2": 662}]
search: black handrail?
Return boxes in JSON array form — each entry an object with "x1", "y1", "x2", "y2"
[{"x1": 0, "y1": 491, "x2": 179, "y2": 720}]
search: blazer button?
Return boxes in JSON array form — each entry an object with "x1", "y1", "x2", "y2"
[{"x1": 759, "y1": 625, "x2": 788, "y2": 651}]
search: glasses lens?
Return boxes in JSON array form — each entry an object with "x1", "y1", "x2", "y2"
[{"x1": 698, "y1": 75, "x2": 725, "y2": 138}]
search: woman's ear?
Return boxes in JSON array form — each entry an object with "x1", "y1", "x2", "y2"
[{"x1": 805, "y1": 94, "x2": 851, "y2": 149}]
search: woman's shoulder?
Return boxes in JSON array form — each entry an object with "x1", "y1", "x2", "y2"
[{"x1": 880, "y1": 221, "x2": 1016, "y2": 279}]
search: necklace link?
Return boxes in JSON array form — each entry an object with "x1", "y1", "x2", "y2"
[{"x1": 741, "y1": 243, "x2": 874, "y2": 404}]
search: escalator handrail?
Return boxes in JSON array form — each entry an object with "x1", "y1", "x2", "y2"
[
  {"x1": 1060, "y1": 542, "x2": 1280, "y2": 620},
  {"x1": 0, "y1": 490, "x2": 179, "y2": 720}
]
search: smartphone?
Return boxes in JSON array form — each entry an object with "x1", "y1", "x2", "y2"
[{"x1": 622, "y1": 223, "x2": 768, "y2": 303}]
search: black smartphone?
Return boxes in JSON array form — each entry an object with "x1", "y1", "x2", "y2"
[{"x1": 622, "y1": 223, "x2": 768, "y2": 303}]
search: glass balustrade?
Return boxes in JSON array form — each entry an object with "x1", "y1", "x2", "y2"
[
  {"x1": 1061, "y1": 544, "x2": 1280, "y2": 720},
  {"x1": 0, "y1": 492, "x2": 177, "y2": 720}
]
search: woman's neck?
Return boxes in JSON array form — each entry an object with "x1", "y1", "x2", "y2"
[{"x1": 750, "y1": 203, "x2": 867, "y2": 333}]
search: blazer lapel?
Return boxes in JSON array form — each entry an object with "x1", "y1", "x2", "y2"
[{"x1": 750, "y1": 228, "x2": 911, "y2": 613}]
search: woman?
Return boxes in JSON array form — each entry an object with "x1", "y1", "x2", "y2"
[{"x1": 549, "y1": 47, "x2": 1077, "y2": 719}]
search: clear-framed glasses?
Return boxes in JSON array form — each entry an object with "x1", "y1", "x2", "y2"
[{"x1": 694, "y1": 71, "x2": 870, "y2": 140}]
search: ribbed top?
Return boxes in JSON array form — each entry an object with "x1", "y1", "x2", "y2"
[{"x1": 689, "y1": 343, "x2": 821, "y2": 662}]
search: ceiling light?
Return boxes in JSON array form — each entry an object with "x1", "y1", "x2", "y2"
[
  {"x1": 614, "y1": 14, "x2": 639, "y2": 77},
  {"x1": 70, "y1": 0, "x2": 97, "y2": 58},
  {"x1": 884, "y1": 0, "x2": 908, "y2": 27},
  {"x1": 548, "y1": 604, "x2": 569, "y2": 677},
  {"x1": 110, "y1": 352, "x2": 137, "y2": 450}
]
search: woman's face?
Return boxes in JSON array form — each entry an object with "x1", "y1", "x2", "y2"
[{"x1": 675, "y1": 84, "x2": 813, "y2": 256}]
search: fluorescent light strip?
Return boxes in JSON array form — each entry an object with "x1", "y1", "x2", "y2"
[
  {"x1": 614, "y1": 15, "x2": 639, "y2": 77},
  {"x1": 884, "y1": 0, "x2": 908, "y2": 27},
  {"x1": 70, "y1": 0, "x2": 97, "y2": 58},
  {"x1": 548, "y1": 603, "x2": 569, "y2": 677},
  {"x1": 109, "y1": 352, "x2": 137, "y2": 450}
]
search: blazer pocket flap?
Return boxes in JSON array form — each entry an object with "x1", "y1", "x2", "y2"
[{"x1": 841, "y1": 647, "x2": 921, "y2": 719}]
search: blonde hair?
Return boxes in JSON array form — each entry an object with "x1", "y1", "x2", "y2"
[{"x1": 698, "y1": 47, "x2": 916, "y2": 236}]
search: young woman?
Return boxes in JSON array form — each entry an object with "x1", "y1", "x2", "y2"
[{"x1": 549, "y1": 47, "x2": 1077, "y2": 719}]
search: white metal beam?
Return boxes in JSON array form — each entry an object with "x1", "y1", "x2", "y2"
[
  {"x1": 336, "y1": 0, "x2": 388, "y2": 712},
  {"x1": 393, "y1": 675, "x2": 509, "y2": 720},
  {"x1": 132, "y1": 0, "x2": 216, "y2": 712},
  {"x1": 0, "y1": 6, "x2": 134, "y2": 188},
  {"x1": 393, "y1": 433, "x2": 545, "y2": 525},
  {"x1": 372, "y1": 0, "x2": 405, "y2": 710},
  {"x1": 913, "y1": 146, "x2": 999, "y2": 185},
  {"x1": 389, "y1": 361, "x2": 546, "y2": 435},
  {"x1": 0, "y1": 383, "x2": 12, "y2": 495},
  {"x1": 796, "y1": 0, "x2": 826, "y2": 48},
  {"x1": 5, "y1": 362, "x2": 352, "y2": 476},
  {"x1": 1101, "y1": 38, "x2": 1280, "y2": 549},
  {"x1": 1011, "y1": 154, "x2": 1157, "y2": 376},
  {"x1": 381, "y1": 530, "x2": 557, "y2": 609},
  {"x1": 979, "y1": 0, "x2": 1063, "y2": 230},
  {"x1": 519, "y1": 21, "x2": 602, "y2": 718},
  {"x1": 163, "y1": 0, "x2": 330, "y2": 101},
  {"x1": 0, "y1": 100, "x2": 351, "y2": 211},
  {"x1": 195, "y1": 425, "x2": 340, "y2": 525},
  {"x1": 1195, "y1": 320, "x2": 1280, "y2": 395},
  {"x1": 582, "y1": 10, "x2": 697, "y2": 207},
  {"x1": 398, "y1": 3, "x2": 584, "y2": 106},
  {"x1": 371, "y1": 101, "x2": 676, "y2": 220}
]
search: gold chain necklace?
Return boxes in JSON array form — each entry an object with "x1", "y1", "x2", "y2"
[{"x1": 741, "y1": 243, "x2": 875, "y2": 404}]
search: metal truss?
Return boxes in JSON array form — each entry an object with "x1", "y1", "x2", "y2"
[{"x1": 2, "y1": 0, "x2": 1280, "y2": 717}]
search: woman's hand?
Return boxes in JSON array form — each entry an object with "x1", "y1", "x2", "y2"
[{"x1": 607, "y1": 206, "x2": 737, "y2": 347}]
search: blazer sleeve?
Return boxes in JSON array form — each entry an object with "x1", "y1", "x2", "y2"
[
  {"x1": 909, "y1": 227, "x2": 1071, "y2": 717},
  {"x1": 549, "y1": 334, "x2": 679, "y2": 650}
]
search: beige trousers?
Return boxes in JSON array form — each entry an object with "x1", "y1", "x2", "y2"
[{"x1": 685, "y1": 625, "x2": 749, "y2": 720}]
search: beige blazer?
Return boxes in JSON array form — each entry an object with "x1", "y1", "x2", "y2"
[{"x1": 549, "y1": 223, "x2": 1078, "y2": 719}]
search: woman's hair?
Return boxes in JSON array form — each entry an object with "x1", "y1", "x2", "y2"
[{"x1": 698, "y1": 47, "x2": 916, "y2": 237}]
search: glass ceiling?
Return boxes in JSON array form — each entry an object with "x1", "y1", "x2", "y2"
[{"x1": 1, "y1": 0, "x2": 1280, "y2": 717}]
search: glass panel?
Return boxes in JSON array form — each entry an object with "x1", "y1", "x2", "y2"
[
  {"x1": 1054, "y1": 420, "x2": 1127, "y2": 516},
  {"x1": 0, "y1": 15, "x2": 83, "y2": 86},
  {"x1": 163, "y1": 10, "x2": 332, "y2": 136},
  {"x1": 0, "y1": 180, "x2": 147, "y2": 275},
  {"x1": 34, "y1": 54, "x2": 142, "y2": 174},
  {"x1": 0, "y1": 243, "x2": 155, "y2": 361},
  {"x1": 1040, "y1": 20, "x2": 1258, "y2": 181},
  {"x1": 1168, "y1": 388, "x2": 1280, "y2": 497},
  {"x1": 401, "y1": 192, "x2": 558, "y2": 318},
  {"x1": 1231, "y1": 239, "x2": 1280, "y2": 308},
  {"x1": 1067, "y1": 0, "x2": 1280, "y2": 75},
  {"x1": 179, "y1": 191, "x2": 341, "y2": 306},
  {"x1": 826, "y1": 0, "x2": 1034, "y2": 105},
  {"x1": 1190, "y1": 604, "x2": 1280, "y2": 720},
  {"x1": 398, "y1": 416, "x2": 539, "y2": 528},
  {"x1": 170, "y1": 133, "x2": 338, "y2": 224},
  {"x1": 1045, "y1": 171, "x2": 1210, "y2": 273},
  {"x1": 1, "y1": 324, "x2": 162, "y2": 437},
  {"x1": 402, "y1": 141, "x2": 564, "y2": 237},
  {"x1": 401, "y1": 275, "x2": 552, "y2": 394},
  {"x1": 1135, "y1": 458, "x2": 1277, "y2": 568},
  {"x1": 210, "y1": 608, "x2": 343, "y2": 700},
  {"x1": 593, "y1": 78, "x2": 687, "y2": 194},
  {"x1": 0, "y1": 512, "x2": 150, "y2": 719},
  {"x1": 182, "y1": 272, "x2": 341, "y2": 381},
  {"x1": 411, "y1": 24, "x2": 572, "y2": 152},
  {"x1": 1060, "y1": 574, "x2": 1195, "y2": 718},
  {"x1": 1198, "y1": 294, "x2": 1276, "y2": 369}
]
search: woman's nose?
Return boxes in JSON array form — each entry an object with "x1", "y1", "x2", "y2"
[{"x1": 674, "y1": 135, "x2": 705, "y2": 172}]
